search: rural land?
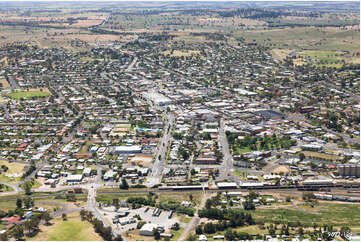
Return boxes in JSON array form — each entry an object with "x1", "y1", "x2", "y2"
[{"x1": 0, "y1": 1, "x2": 359, "y2": 241}]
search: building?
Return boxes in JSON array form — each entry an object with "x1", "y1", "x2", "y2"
[
  {"x1": 139, "y1": 223, "x2": 164, "y2": 236},
  {"x1": 141, "y1": 91, "x2": 173, "y2": 106},
  {"x1": 66, "y1": 174, "x2": 83, "y2": 183},
  {"x1": 338, "y1": 164, "x2": 360, "y2": 178},
  {"x1": 301, "y1": 144, "x2": 323, "y2": 152},
  {"x1": 113, "y1": 145, "x2": 142, "y2": 154},
  {"x1": 217, "y1": 182, "x2": 238, "y2": 189},
  {"x1": 83, "y1": 168, "x2": 92, "y2": 176}
]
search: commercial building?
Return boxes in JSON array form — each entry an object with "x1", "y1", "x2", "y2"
[
  {"x1": 113, "y1": 145, "x2": 142, "y2": 154},
  {"x1": 141, "y1": 91, "x2": 173, "y2": 106},
  {"x1": 139, "y1": 223, "x2": 164, "y2": 236},
  {"x1": 66, "y1": 174, "x2": 83, "y2": 183}
]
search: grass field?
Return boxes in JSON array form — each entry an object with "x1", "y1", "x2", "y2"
[
  {"x1": 29, "y1": 212, "x2": 102, "y2": 241},
  {"x1": 123, "y1": 229, "x2": 154, "y2": 241},
  {"x1": 171, "y1": 227, "x2": 185, "y2": 241},
  {"x1": 250, "y1": 202, "x2": 360, "y2": 232},
  {"x1": 0, "y1": 160, "x2": 25, "y2": 183},
  {"x1": 233, "y1": 169, "x2": 250, "y2": 178},
  {"x1": 235, "y1": 27, "x2": 359, "y2": 53},
  {"x1": 0, "y1": 184, "x2": 14, "y2": 192},
  {"x1": 8, "y1": 90, "x2": 50, "y2": 99},
  {"x1": 0, "y1": 77, "x2": 9, "y2": 88},
  {"x1": 302, "y1": 151, "x2": 343, "y2": 161},
  {"x1": 157, "y1": 192, "x2": 202, "y2": 205}
]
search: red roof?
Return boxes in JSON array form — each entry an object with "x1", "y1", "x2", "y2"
[{"x1": 1, "y1": 216, "x2": 21, "y2": 224}]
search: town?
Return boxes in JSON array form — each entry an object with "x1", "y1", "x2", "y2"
[{"x1": 0, "y1": 1, "x2": 359, "y2": 241}]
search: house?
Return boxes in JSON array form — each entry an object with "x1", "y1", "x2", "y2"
[
  {"x1": 199, "y1": 235, "x2": 208, "y2": 241},
  {"x1": 104, "y1": 171, "x2": 117, "y2": 181},
  {"x1": 24, "y1": 211, "x2": 34, "y2": 219},
  {"x1": 83, "y1": 167, "x2": 92, "y2": 176}
]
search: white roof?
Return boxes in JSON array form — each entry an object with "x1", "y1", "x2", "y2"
[
  {"x1": 140, "y1": 223, "x2": 159, "y2": 232},
  {"x1": 217, "y1": 182, "x2": 237, "y2": 187},
  {"x1": 66, "y1": 174, "x2": 83, "y2": 181},
  {"x1": 115, "y1": 145, "x2": 141, "y2": 151}
]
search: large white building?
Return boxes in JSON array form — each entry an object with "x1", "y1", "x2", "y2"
[
  {"x1": 141, "y1": 91, "x2": 173, "y2": 106},
  {"x1": 139, "y1": 223, "x2": 164, "y2": 236},
  {"x1": 113, "y1": 145, "x2": 142, "y2": 154}
]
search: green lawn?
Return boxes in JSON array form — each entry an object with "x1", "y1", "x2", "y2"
[
  {"x1": 30, "y1": 213, "x2": 102, "y2": 241},
  {"x1": 233, "y1": 169, "x2": 250, "y2": 178},
  {"x1": 171, "y1": 227, "x2": 185, "y2": 241},
  {"x1": 0, "y1": 184, "x2": 14, "y2": 192},
  {"x1": 8, "y1": 90, "x2": 50, "y2": 99}
]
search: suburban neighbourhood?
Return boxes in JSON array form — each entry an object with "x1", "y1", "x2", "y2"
[{"x1": 0, "y1": 1, "x2": 359, "y2": 241}]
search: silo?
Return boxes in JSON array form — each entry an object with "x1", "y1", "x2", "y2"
[
  {"x1": 356, "y1": 164, "x2": 360, "y2": 178},
  {"x1": 345, "y1": 165, "x2": 351, "y2": 176},
  {"x1": 338, "y1": 165, "x2": 345, "y2": 177}
]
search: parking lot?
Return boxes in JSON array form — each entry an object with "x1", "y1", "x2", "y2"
[{"x1": 100, "y1": 206, "x2": 180, "y2": 233}]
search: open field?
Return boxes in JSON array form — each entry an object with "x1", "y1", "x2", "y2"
[
  {"x1": 123, "y1": 229, "x2": 154, "y2": 241},
  {"x1": 250, "y1": 202, "x2": 360, "y2": 232},
  {"x1": 302, "y1": 151, "x2": 343, "y2": 161},
  {"x1": 0, "y1": 160, "x2": 25, "y2": 183},
  {"x1": 8, "y1": 89, "x2": 50, "y2": 99},
  {"x1": 157, "y1": 191, "x2": 202, "y2": 205},
  {"x1": 171, "y1": 227, "x2": 185, "y2": 241},
  {"x1": 29, "y1": 212, "x2": 103, "y2": 241},
  {"x1": 0, "y1": 76, "x2": 9, "y2": 88},
  {"x1": 0, "y1": 184, "x2": 14, "y2": 192}
]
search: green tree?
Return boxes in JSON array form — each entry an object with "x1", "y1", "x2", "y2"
[
  {"x1": 12, "y1": 225, "x2": 24, "y2": 240},
  {"x1": 23, "y1": 181, "x2": 33, "y2": 195},
  {"x1": 119, "y1": 178, "x2": 129, "y2": 190},
  {"x1": 16, "y1": 198, "x2": 22, "y2": 209},
  {"x1": 153, "y1": 229, "x2": 160, "y2": 240}
]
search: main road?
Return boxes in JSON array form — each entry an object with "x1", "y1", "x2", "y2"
[{"x1": 145, "y1": 112, "x2": 175, "y2": 187}]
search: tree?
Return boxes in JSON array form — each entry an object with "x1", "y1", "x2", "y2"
[
  {"x1": 195, "y1": 225, "x2": 203, "y2": 235},
  {"x1": 80, "y1": 209, "x2": 86, "y2": 221},
  {"x1": 0, "y1": 231, "x2": 8, "y2": 241},
  {"x1": 119, "y1": 178, "x2": 129, "y2": 190},
  {"x1": 16, "y1": 198, "x2": 22, "y2": 209},
  {"x1": 24, "y1": 197, "x2": 34, "y2": 209},
  {"x1": 12, "y1": 225, "x2": 24, "y2": 240},
  {"x1": 153, "y1": 229, "x2": 160, "y2": 240},
  {"x1": 171, "y1": 222, "x2": 180, "y2": 231},
  {"x1": 205, "y1": 199, "x2": 213, "y2": 209},
  {"x1": 225, "y1": 229, "x2": 236, "y2": 241},
  {"x1": 42, "y1": 212, "x2": 51, "y2": 225},
  {"x1": 340, "y1": 226, "x2": 351, "y2": 240},
  {"x1": 23, "y1": 181, "x2": 33, "y2": 195},
  {"x1": 243, "y1": 199, "x2": 255, "y2": 210},
  {"x1": 204, "y1": 223, "x2": 216, "y2": 234},
  {"x1": 299, "y1": 153, "x2": 305, "y2": 161}
]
